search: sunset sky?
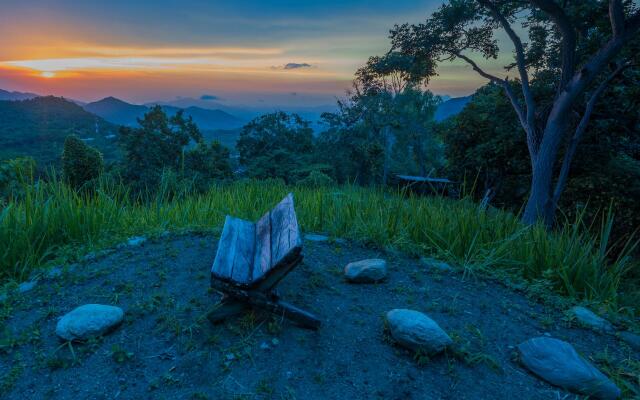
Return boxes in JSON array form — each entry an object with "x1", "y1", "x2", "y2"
[{"x1": 0, "y1": 0, "x2": 513, "y2": 107}]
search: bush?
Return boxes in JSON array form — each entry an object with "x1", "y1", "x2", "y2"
[
  {"x1": 297, "y1": 170, "x2": 335, "y2": 188},
  {"x1": 237, "y1": 112, "x2": 314, "y2": 183},
  {"x1": 183, "y1": 141, "x2": 233, "y2": 192},
  {"x1": 61, "y1": 135, "x2": 104, "y2": 189}
]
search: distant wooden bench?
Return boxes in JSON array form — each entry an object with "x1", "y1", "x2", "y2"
[{"x1": 208, "y1": 193, "x2": 321, "y2": 330}]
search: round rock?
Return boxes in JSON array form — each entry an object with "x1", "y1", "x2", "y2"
[
  {"x1": 571, "y1": 306, "x2": 614, "y2": 333},
  {"x1": 344, "y1": 259, "x2": 387, "y2": 283},
  {"x1": 56, "y1": 304, "x2": 124, "y2": 341},
  {"x1": 517, "y1": 337, "x2": 620, "y2": 399},
  {"x1": 385, "y1": 309, "x2": 452, "y2": 354}
]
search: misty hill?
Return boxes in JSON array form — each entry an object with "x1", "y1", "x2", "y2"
[
  {"x1": 84, "y1": 97, "x2": 149, "y2": 126},
  {"x1": 0, "y1": 89, "x2": 39, "y2": 101},
  {"x1": 0, "y1": 96, "x2": 120, "y2": 164},
  {"x1": 435, "y1": 96, "x2": 471, "y2": 121},
  {"x1": 85, "y1": 97, "x2": 244, "y2": 130}
]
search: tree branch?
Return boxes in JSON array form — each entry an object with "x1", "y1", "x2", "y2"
[
  {"x1": 529, "y1": 0, "x2": 577, "y2": 93},
  {"x1": 609, "y1": 0, "x2": 625, "y2": 36},
  {"x1": 551, "y1": 61, "x2": 633, "y2": 208},
  {"x1": 478, "y1": 0, "x2": 537, "y2": 144},
  {"x1": 455, "y1": 52, "x2": 530, "y2": 143}
]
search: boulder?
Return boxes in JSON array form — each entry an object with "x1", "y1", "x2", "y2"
[
  {"x1": 571, "y1": 306, "x2": 614, "y2": 333},
  {"x1": 518, "y1": 337, "x2": 620, "y2": 399},
  {"x1": 344, "y1": 259, "x2": 387, "y2": 283},
  {"x1": 56, "y1": 304, "x2": 124, "y2": 341},
  {"x1": 385, "y1": 309, "x2": 452, "y2": 354}
]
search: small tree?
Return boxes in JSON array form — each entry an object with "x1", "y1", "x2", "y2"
[
  {"x1": 61, "y1": 135, "x2": 104, "y2": 189},
  {"x1": 390, "y1": 0, "x2": 640, "y2": 226},
  {"x1": 236, "y1": 112, "x2": 314, "y2": 183},
  {"x1": 118, "y1": 106, "x2": 201, "y2": 190}
]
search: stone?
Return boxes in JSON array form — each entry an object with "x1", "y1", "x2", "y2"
[
  {"x1": 385, "y1": 309, "x2": 452, "y2": 354},
  {"x1": 127, "y1": 236, "x2": 146, "y2": 246},
  {"x1": 56, "y1": 304, "x2": 124, "y2": 341},
  {"x1": 571, "y1": 306, "x2": 614, "y2": 333},
  {"x1": 619, "y1": 331, "x2": 640, "y2": 351},
  {"x1": 517, "y1": 337, "x2": 621, "y2": 400},
  {"x1": 18, "y1": 281, "x2": 37, "y2": 293},
  {"x1": 305, "y1": 234, "x2": 329, "y2": 242},
  {"x1": 344, "y1": 259, "x2": 387, "y2": 283},
  {"x1": 420, "y1": 257, "x2": 453, "y2": 272}
]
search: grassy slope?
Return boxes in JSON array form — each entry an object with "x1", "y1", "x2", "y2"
[{"x1": 1, "y1": 179, "x2": 637, "y2": 315}]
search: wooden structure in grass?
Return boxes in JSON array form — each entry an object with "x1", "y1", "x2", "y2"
[{"x1": 208, "y1": 193, "x2": 321, "y2": 330}]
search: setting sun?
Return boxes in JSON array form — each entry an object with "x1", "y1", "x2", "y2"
[{"x1": 40, "y1": 71, "x2": 55, "y2": 78}]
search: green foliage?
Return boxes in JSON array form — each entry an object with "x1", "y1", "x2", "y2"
[
  {"x1": 319, "y1": 86, "x2": 443, "y2": 184},
  {"x1": 297, "y1": 170, "x2": 334, "y2": 188},
  {"x1": 1, "y1": 178, "x2": 637, "y2": 313},
  {"x1": 441, "y1": 83, "x2": 529, "y2": 209},
  {"x1": 442, "y1": 81, "x2": 640, "y2": 243},
  {"x1": 61, "y1": 135, "x2": 104, "y2": 189},
  {"x1": 236, "y1": 112, "x2": 313, "y2": 183},
  {"x1": 118, "y1": 106, "x2": 202, "y2": 191},
  {"x1": 183, "y1": 141, "x2": 233, "y2": 192}
]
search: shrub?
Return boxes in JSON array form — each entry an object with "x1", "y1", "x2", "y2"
[
  {"x1": 61, "y1": 135, "x2": 104, "y2": 189},
  {"x1": 183, "y1": 141, "x2": 233, "y2": 191},
  {"x1": 297, "y1": 170, "x2": 334, "y2": 188}
]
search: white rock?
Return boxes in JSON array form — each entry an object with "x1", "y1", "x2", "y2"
[
  {"x1": 127, "y1": 236, "x2": 146, "y2": 246},
  {"x1": 56, "y1": 304, "x2": 124, "y2": 341},
  {"x1": 518, "y1": 337, "x2": 620, "y2": 399},
  {"x1": 385, "y1": 309, "x2": 452, "y2": 354},
  {"x1": 344, "y1": 259, "x2": 387, "y2": 283},
  {"x1": 571, "y1": 306, "x2": 614, "y2": 333}
]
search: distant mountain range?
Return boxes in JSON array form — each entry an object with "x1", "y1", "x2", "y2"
[
  {"x1": 84, "y1": 97, "x2": 245, "y2": 130},
  {"x1": 0, "y1": 89, "x2": 473, "y2": 165},
  {"x1": 435, "y1": 96, "x2": 472, "y2": 121},
  {"x1": 0, "y1": 89, "x2": 40, "y2": 101}
]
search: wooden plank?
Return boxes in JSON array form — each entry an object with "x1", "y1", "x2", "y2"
[
  {"x1": 211, "y1": 215, "x2": 237, "y2": 280},
  {"x1": 251, "y1": 211, "x2": 272, "y2": 282},
  {"x1": 269, "y1": 193, "x2": 302, "y2": 267},
  {"x1": 230, "y1": 218, "x2": 255, "y2": 285}
]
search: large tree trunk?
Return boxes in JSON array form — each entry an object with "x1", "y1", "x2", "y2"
[
  {"x1": 522, "y1": 160, "x2": 555, "y2": 226},
  {"x1": 522, "y1": 116, "x2": 569, "y2": 226}
]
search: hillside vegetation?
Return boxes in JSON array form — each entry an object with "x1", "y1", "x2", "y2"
[{"x1": 0, "y1": 97, "x2": 119, "y2": 164}]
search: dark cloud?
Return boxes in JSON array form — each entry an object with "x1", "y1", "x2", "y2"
[
  {"x1": 200, "y1": 94, "x2": 219, "y2": 100},
  {"x1": 283, "y1": 63, "x2": 312, "y2": 70}
]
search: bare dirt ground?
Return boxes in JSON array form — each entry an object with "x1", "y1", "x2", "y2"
[{"x1": 1, "y1": 233, "x2": 637, "y2": 399}]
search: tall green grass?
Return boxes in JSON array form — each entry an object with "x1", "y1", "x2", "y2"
[{"x1": 1, "y1": 178, "x2": 637, "y2": 312}]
